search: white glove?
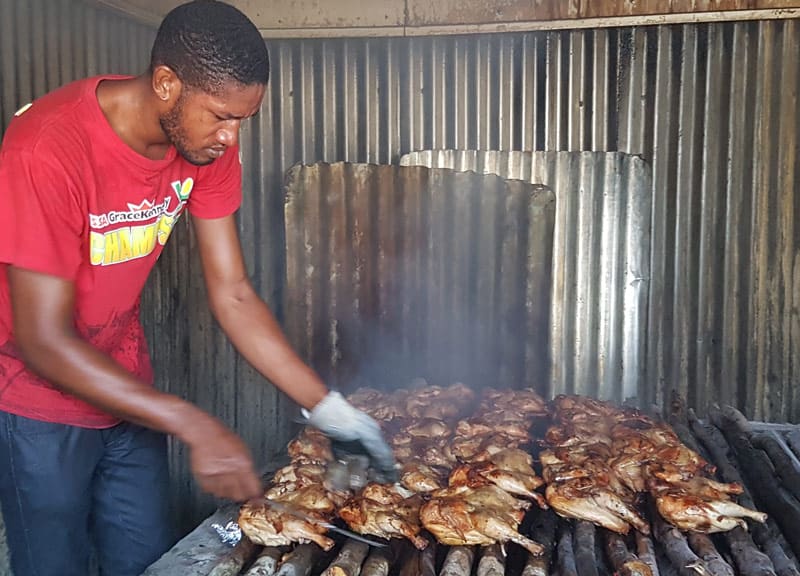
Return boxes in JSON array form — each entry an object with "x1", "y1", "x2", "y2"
[{"x1": 305, "y1": 391, "x2": 398, "y2": 482}]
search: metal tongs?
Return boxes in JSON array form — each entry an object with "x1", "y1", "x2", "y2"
[{"x1": 248, "y1": 497, "x2": 388, "y2": 548}]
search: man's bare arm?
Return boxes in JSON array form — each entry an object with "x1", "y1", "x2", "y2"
[
  {"x1": 8, "y1": 265, "x2": 262, "y2": 501},
  {"x1": 192, "y1": 214, "x2": 328, "y2": 410}
]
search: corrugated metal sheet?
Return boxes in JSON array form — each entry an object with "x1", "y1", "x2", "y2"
[
  {"x1": 283, "y1": 162, "x2": 556, "y2": 393},
  {"x1": 240, "y1": 23, "x2": 798, "y2": 423},
  {"x1": 399, "y1": 151, "x2": 652, "y2": 404},
  {"x1": 0, "y1": 0, "x2": 154, "y2": 132}
]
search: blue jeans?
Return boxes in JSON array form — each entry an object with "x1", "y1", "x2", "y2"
[{"x1": 0, "y1": 412, "x2": 175, "y2": 576}]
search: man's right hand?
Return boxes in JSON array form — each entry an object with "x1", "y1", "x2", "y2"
[{"x1": 184, "y1": 415, "x2": 263, "y2": 502}]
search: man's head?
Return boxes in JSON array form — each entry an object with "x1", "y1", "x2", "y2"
[{"x1": 149, "y1": 0, "x2": 269, "y2": 165}]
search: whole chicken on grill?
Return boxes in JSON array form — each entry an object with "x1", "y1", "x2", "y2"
[
  {"x1": 448, "y1": 448, "x2": 548, "y2": 507},
  {"x1": 338, "y1": 483, "x2": 429, "y2": 549},
  {"x1": 420, "y1": 484, "x2": 544, "y2": 555},
  {"x1": 239, "y1": 484, "x2": 343, "y2": 551},
  {"x1": 401, "y1": 459, "x2": 446, "y2": 493}
]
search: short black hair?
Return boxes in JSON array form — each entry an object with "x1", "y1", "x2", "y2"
[{"x1": 150, "y1": 0, "x2": 269, "y2": 93}]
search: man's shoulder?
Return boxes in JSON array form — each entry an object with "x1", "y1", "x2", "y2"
[{"x1": 1, "y1": 76, "x2": 111, "y2": 154}]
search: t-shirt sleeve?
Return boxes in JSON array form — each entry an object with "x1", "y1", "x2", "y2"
[
  {"x1": 0, "y1": 147, "x2": 85, "y2": 280},
  {"x1": 186, "y1": 144, "x2": 243, "y2": 219}
]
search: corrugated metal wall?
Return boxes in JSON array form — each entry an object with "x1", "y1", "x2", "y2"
[
  {"x1": 0, "y1": 0, "x2": 154, "y2": 132},
  {"x1": 398, "y1": 151, "x2": 653, "y2": 405},
  {"x1": 247, "y1": 23, "x2": 798, "y2": 425}
]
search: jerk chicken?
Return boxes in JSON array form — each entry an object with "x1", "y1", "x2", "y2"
[
  {"x1": 238, "y1": 428, "x2": 347, "y2": 551},
  {"x1": 542, "y1": 395, "x2": 767, "y2": 535}
]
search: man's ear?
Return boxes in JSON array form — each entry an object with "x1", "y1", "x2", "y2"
[{"x1": 151, "y1": 65, "x2": 182, "y2": 104}]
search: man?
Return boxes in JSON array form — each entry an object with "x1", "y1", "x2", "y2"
[{"x1": 0, "y1": 1, "x2": 397, "y2": 575}]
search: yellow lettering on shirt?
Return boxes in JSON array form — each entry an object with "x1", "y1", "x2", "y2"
[{"x1": 90, "y1": 223, "x2": 160, "y2": 266}]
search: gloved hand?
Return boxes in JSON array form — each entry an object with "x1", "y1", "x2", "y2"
[{"x1": 305, "y1": 391, "x2": 398, "y2": 483}]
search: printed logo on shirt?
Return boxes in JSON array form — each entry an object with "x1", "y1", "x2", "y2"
[{"x1": 88, "y1": 178, "x2": 193, "y2": 266}]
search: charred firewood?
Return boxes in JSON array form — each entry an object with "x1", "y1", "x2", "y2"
[
  {"x1": 360, "y1": 544, "x2": 395, "y2": 576},
  {"x1": 688, "y1": 410, "x2": 799, "y2": 576},
  {"x1": 476, "y1": 543, "x2": 505, "y2": 576},
  {"x1": 573, "y1": 521, "x2": 599, "y2": 576},
  {"x1": 709, "y1": 405, "x2": 800, "y2": 560},
  {"x1": 726, "y1": 526, "x2": 778, "y2": 576},
  {"x1": 395, "y1": 540, "x2": 436, "y2": 576},
  {"x1": 751, "y1": 432, "x2": 800, "y2": 503},
  {"x1": 651, "y1": 509, "x2": 709, "y2": 576},
  {"x1": 439, "y1": 546, "x2": 475, "y2": 576},
  {"x1": 685, "y1": 533, "x2": 734, "y2": 576},
  {"x1": 320, "y1": 541, "x2": 370, "y2": 576},
  {"x1": 522, "y1": 510, "x2": 557, "y2": 576},
  {"x1": 604, "y1": 530, "x2": 653, "y2": 576},
  {"x1": 556, "y1": 521, "x2": 578, "y2": 576},
  {"x1": 275, "y1": 543, "x2": 324, "y2": 576},
  {"x1": 245, "y1": 547, "x2": 286, "y2": 576},
  {"x1": 635, "y1": 531, "x2": 660, "y2": 576},
  {"x1": 209, "y1": 538, "x2": 259, "y2": 576}
]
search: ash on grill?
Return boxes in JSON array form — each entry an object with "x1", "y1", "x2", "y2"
[{"x1": 211, "y1": 386, "x2": 800, "y2": 576}]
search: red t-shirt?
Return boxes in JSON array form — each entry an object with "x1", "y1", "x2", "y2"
[{"x1": 0, "y1": 75, "x2": 242, "y2": 428}]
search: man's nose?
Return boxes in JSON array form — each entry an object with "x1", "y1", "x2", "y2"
[{"x1": 217, "y1": 121, "x2": 240, "y2": 147}]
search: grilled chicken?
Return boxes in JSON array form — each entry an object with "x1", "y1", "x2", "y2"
[
  {"x1": 338, "y1": 483, "x2": 429, "y2": 549},
  {"x1": 653, "y1": 492, "x2": 768, "y2": 532},
  {"x1": 544, "y1": 394, "x2": 768, "y2": 535},
  {"x1": 545, "y1": 480, "x2": 649, "y2": 535},
  {"x1": 238, "y1": 500, "x2": 336, "y2": 550},
  {"x1": 420, "y1": 484, "x2": 544, "y2": 555},
  {"x1": 401, "y1": 460, "x2": 445, "y2": 493}
]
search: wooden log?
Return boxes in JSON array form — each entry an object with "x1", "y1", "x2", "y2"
[
  {"x1": 604, "y1": 530, "x2": 653, "y2": 576},
  {"x1": 439, "y1": 546, "x2": 475, "y2": 576},
  {"x1": 573, "y1": 521, "x2": 599, "y2": 576},
  {"x1": 685, "y1": 533, "x2": 735, "y2": 576},
  {"x1": 275, "y1": 544, "x2": 324, "y2": 576},
  {"x1": 751, "y1": 432, "x2": 800, "y2": 503},
  {"x1": 245, "y1": 547, "x2": 286, "y2": 576},
  {"x1": 556, "y1": 521, "x2": 578, "y2": 576},
  {"x1": 651, "y1": 509, "x2": 708, "y2": 576},
  {"x1": 209, "y1": 538, "x2": 259, "y2": 576},
  {"x1": 360, "y1": 545, "x2": 394, "y2": 576},
  {"x1": 634, "y1": 531, "x2": 660, "y2": 576},
  {"x1": 709, "y1": 404, "x2": 800, "y2": 559},
  {"x1": 321, "y1": 541, "x2": 370, "y2": 576},
  {"x1": 688, "y1": 411, "x2": 800, "y2": 576},
  {"x1": 785, "y1": 429, "x2": 800, "y2": 461},
  {"x1": 477, "y1": 543, "x2": 506, "y2": 576},
  {"x1": 522, "y1": 510, "x2": 558, "y2": 576},
  {"x1": 724, "y1": 527, "x2": 777, "y2": 576},
  {"x1": 420, "y1": 541, "x2": 437, "y2": 576}
]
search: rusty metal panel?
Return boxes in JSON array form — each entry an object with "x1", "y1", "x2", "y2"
[
  {"x1": 399, "y1": 151, "x2": 652, "y2": 404},
  {"x1": 284, "y1": 162, "x2": 556, "y2": 393}
]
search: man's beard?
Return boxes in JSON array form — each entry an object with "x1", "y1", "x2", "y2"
[{"x1": 159, "y1": 95, "x2": 212, "y2": 167}]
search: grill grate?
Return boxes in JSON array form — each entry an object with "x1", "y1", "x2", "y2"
[{"x1": 147, "y1": 404, "x2": 800, "y2": 576}]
